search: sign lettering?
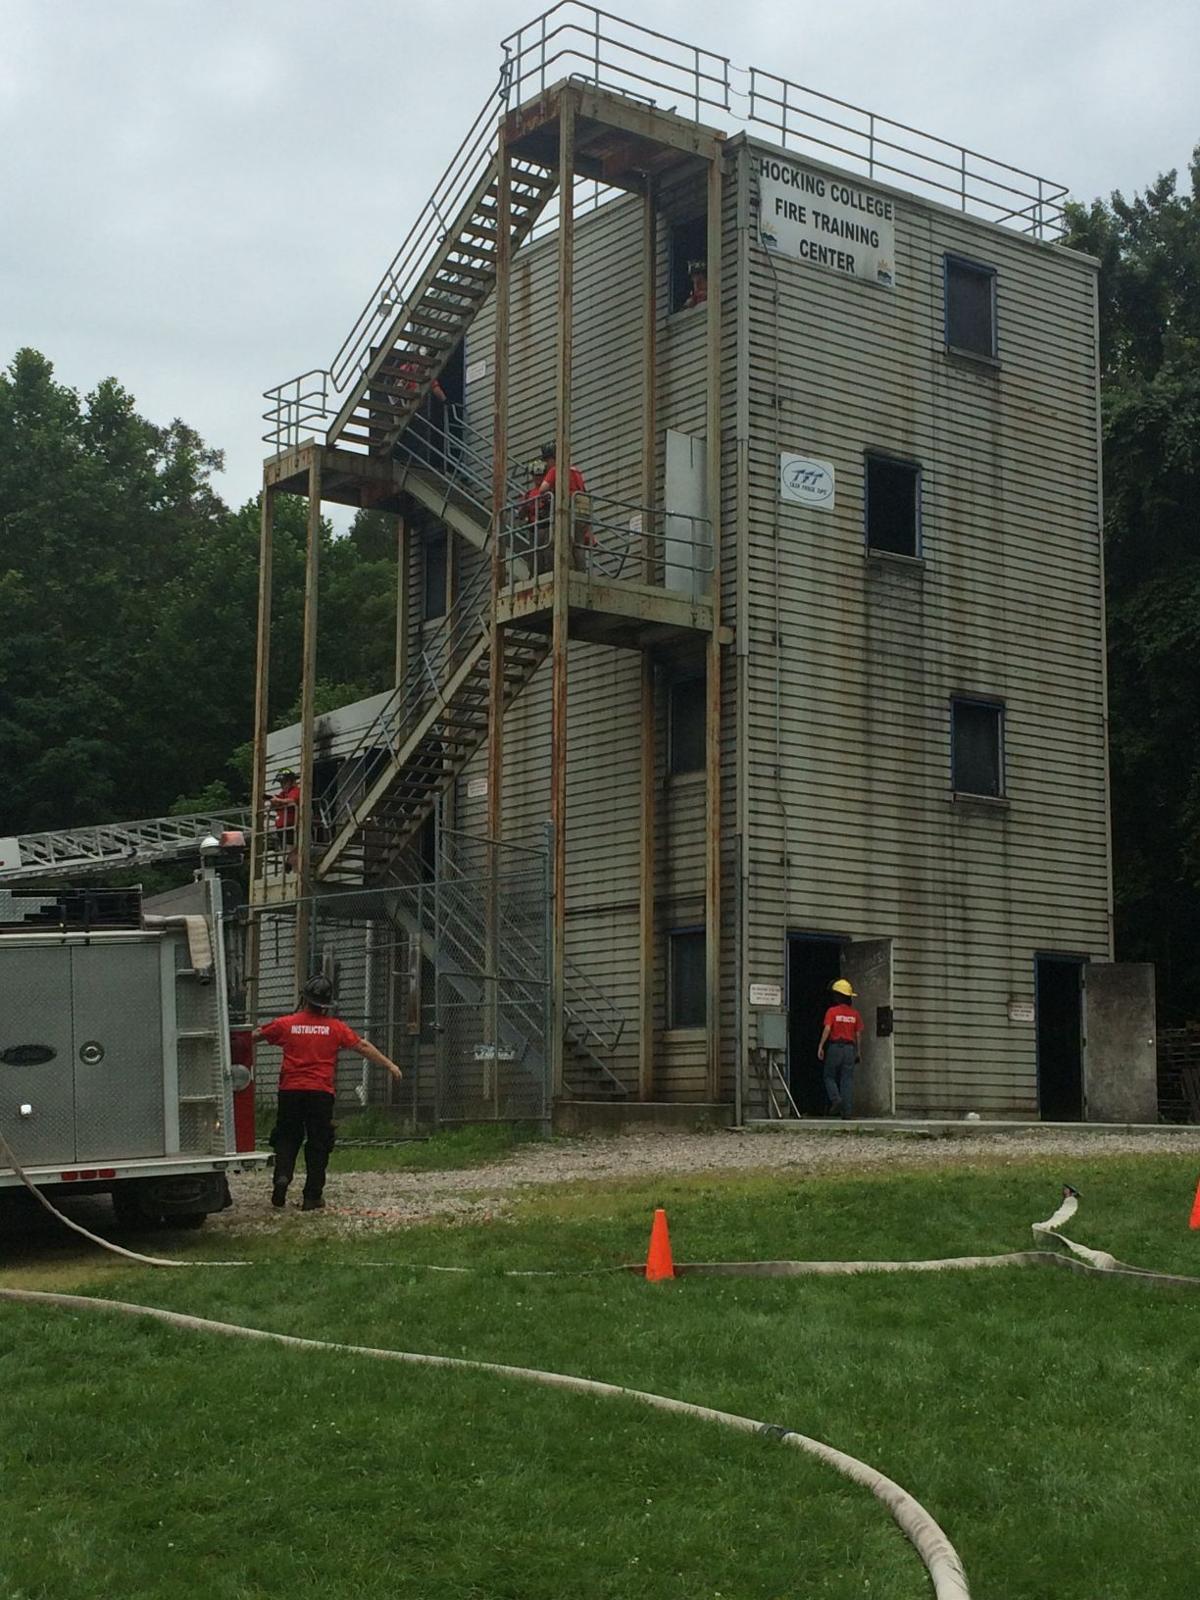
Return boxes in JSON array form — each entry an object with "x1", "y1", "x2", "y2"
[{"x1": 756, "y1": 156, "x2": 896, "y2": 288}]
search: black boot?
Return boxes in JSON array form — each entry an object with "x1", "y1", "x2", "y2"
[
  {"x1": 301, "y1": 1194, "x2": 325, "y2": 1212},
  {"x1": 271, "y1": 1182, "x2": 288, "y2": 1209}
]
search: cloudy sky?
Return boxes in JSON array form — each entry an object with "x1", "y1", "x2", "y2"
[{"x1": 3, "y1": 0, "x2": 1196, "y2": 508}]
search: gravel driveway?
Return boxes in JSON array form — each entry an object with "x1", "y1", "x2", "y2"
[{"x1": 214, "y1": 1125, "x2": 1200, "y2": 1236}]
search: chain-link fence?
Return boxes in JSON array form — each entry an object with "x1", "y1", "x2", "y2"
[{"x1": 230, "y1": 832, "x2": 550, "y2": 1128}]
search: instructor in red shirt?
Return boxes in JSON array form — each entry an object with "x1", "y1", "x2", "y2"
[
  {"x1": 255, "y1": 973, "x2": 404, "y2": 1211},
  {"x1": 817, "y1": 979, "x2": 864, "y2": 1119}
]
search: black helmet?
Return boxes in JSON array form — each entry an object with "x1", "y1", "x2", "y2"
[
  {"x1": 278, "y1": 767, "x2": 298, "y2": 782},
  {"x1": 539, "y1": 440, "x2": 556, "y2": 459},
  {"x1": 301, "y1": 973, "x2": 334, "y2": 1010}
]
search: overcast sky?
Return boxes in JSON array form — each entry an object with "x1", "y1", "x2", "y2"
[{"x1": 3, "y1": 0, "x2": 1197, "y2": 509}]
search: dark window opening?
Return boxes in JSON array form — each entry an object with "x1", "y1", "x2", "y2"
[
  {"x1": 945, "y1": 256, "x2": 997, "y2": 357},
  {"x1": 422, "y1": 529, "x2": 447, "y2": 620},
  {"x1": 669, "y1": 928, "x2": 706, "y2": 1029},
  {"x1": 670, "y1": 214, "x2": 708, "y2": 313},
  {"x1": 668, "y1": 674, "x2": 706, "y2": 774},
  {"x1": 866, "y1": 455, "x2": 921, "y2": 557},
  {"x1": 952, "y1": 698, "x2": 1004, "y2": 797}
]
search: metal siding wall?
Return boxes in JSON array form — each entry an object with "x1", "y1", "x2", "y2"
[
  {"x1": 457, "y1": 185, "x2": 724, "y2": 1100},
  {"x1": 740, "y1": 139, "x2": 1107, "y2": 1115},
  {"x1": 462, "y1": 197, "x2": 651, "y2": 1094}
]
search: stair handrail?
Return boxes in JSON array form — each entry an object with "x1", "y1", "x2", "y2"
[
  {"x1": 264, "y1": 82, "x2": 506, "y2": 450},
  {"x1": 316, "y1": 558, "x2": 494, "y2": 832},
  {"x1": 437, "y1": 840, "x2": 625, "y2": 1055},
  {"x1": 395, "y1": 405, "x2": 527, "y2": 520}
]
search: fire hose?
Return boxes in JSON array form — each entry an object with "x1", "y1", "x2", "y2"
[{"x1": 4, "y1": 1126, "x2": 1199, "y2": 1600}]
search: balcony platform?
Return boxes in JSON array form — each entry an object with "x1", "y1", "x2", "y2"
[{"x1": 496, "y1": 571, "x2": 725, "y2": 649}]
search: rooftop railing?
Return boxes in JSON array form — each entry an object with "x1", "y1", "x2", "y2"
[{"x1": 265, "y1": 2, "x2": 1069, "y2": 450}]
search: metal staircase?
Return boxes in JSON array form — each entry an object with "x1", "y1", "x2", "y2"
[
  {"x1": 388, "y1": 840, "x2": 626, "y2": 1101},
  {"x1": 328, "y1": 153, "x2": 556, "y2": 457},
  {"x1": 264, "y1": 91, "x2": 558, "y2": 459},
  {"x1": 0, "y1": 808, "x2": 252, "y2": 885}
]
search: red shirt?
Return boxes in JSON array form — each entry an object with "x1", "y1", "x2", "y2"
[
  {"x1": 823, "y1": 1005, "x2": 863, "y2": 1044},
  {"x1": 270, "y1": 783, "x2": 300, "y2": 830},
  {"x1": 536, "y1": 463, "x2": 586, "y2": 497},
  {"x1": 259, "y1": 1009, "x2": 361, "y2": 1094}
]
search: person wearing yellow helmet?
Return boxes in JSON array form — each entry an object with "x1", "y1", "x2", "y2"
[{"x1": 817, "y1": 978, "x2": 863, "y2": 1118}]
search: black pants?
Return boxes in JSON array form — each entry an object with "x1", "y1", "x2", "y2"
[{"x1": 271, "y1": 1090, "x2": 336, "y2": 1200}]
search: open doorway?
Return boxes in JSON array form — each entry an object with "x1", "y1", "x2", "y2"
[
  {"x1": 787, "y1": 934, "x2": 843, "y2": 1113},
  {"x1": 1036, "y1": 955, "x2": 1084, "y2": 1121}
]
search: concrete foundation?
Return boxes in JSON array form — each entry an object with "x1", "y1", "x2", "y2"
[{"x1": 553, "y1": 1101, "x2": 736, "y2": 1136}]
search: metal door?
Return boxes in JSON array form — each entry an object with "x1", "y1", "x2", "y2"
[
  {"x1": 841, "y1": 939, "x2": 894, "y2": 1116},
  {"x1": 664, "y1": 429, "x2": 707, "y2": 599},
  {"x1": 0, "y1": 944, "x2": 76, "y2": 1164},
  {"x1": 1082, "y1": 962, "x2": 1157, "y2": 1124},
  {"x1": 72, "y1": 940, "x2": 166, "y2": 1160}
]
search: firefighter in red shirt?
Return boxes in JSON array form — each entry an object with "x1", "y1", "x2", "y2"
[
  {"x1": 532, "y1": 441, "x2": 593, "y2": 572},
  {"x1": 817, "y1": 978, "x2": 864, "y2": 1119},
  {"x1": 254, "y1": 974, "x2": 404, "y2": 1211},
  {"x1": 268, "y1": 768, "x2": 301, "y2": 870}
]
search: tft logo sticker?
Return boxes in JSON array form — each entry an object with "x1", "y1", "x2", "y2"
[{"x1": 780, "y1": 453, "x2": 836, "y2": 509}]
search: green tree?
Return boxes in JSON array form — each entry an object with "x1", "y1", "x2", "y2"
[
  {"x1": 1066, "y1": 149, "x2": 1200, "y2": 1022},
  {"x1": 0, "y1": 350, "x2": 399, "y2": 843}
]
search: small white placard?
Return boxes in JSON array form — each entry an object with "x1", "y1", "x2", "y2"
[
  {"x1": 474, "y1": 1043, "x2": 516, "y2": 1062},
  {"x1": 1008, "y1": 1001, "x2": 1035, "y2": 1023},
  {"x1": 465, "y1": 359, "x2": 488, "y2": 385},
  {"x1": 780, "y1": 454, "x2": 836, "y2": 510},
  {"x1": 749, "y1": 983, "x2": 783, "y2": 1008},
  {"x1": 467, "y1": 775, "x2": 488, "y2": 799}
]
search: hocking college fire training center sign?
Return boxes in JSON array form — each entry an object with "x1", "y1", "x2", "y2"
[{"x1": 756, "y1": 155, "x2": 896, "y2": 288}]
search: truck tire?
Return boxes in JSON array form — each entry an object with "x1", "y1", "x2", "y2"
[
  {"x1": 111, "y1": 1183, "x2": 163, "y2": 1230},
  {"x1": 169, "y1": 1213, "x2": 207, "y2": 1230}
]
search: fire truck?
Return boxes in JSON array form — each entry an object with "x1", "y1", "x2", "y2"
[{"x1": 0, "y1": 853, "x2": 268, "y2": 1228}]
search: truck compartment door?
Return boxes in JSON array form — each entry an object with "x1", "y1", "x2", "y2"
[
  {"x1": 72, "y1": 940, "x2": 167, "y2": 1161},
  {"x1": 0, "y1": 945, "x2": 76, "y2": 1164}
]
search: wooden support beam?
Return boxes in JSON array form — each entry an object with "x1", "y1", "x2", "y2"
[
  {"x1": 294, "y1": 454, "x2": 322, "y2": 988},
  {"x1": 704, "y1": 151, "x2": 724, "y2": 1103},
  {"x1": 246, "y1": 483, "x2": 274, "y2": 1031},
  {"x1": 550, "y1": 93, "x2": 575, "y2": 1101},
  {"x1": 638, "y1": 649, "x2": 656, "y2": 1101},
  {"x1": 487, "y1": 125, "x2": 513, "y2": 1118},
  {"x1": 641, "y1": 180, "x2": 657, "y2": 583}
]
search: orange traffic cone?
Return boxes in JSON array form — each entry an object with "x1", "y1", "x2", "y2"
[
  {"x1": 645, "y1": 1207, "x2": 675, "y2": 1281},
  {"x1": 1189, "y1": 1177, "x2": 1200, "y2": 1231}
]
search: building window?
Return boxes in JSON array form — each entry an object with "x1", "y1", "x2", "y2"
[
  {"x1": 670, "y1": 213, "x2": 708, "y2": 313},
  {"x1": 945, "y1": 255, "x2": 997, "y2": 358},
  {"x1": 865, "y1": 454, "x2": 921, "y2": 557},
  {"x1": 668, "y1": 674, "x2": 706, "y2": 774},
  {"x1": 952, "y1": 698, "x2": 1004, "y2": 797},
  {"x1": 669, "y1": 928, "x2": 706, "y2": 1028},
  {"x1": 422, "y1": 530, "x2": 447, "y2": 620}
]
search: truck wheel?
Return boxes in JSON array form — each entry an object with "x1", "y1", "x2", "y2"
[
  {"x1": 111, "y1": 1185, "x2": 162, "y2": 1230},
  {"x1": 168, "y1": 1213, "x2": 207, "y2": 1230}
]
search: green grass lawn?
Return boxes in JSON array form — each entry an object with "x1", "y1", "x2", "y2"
[{"x1": 3, "y1": 1152, "x2": 1200, "y2": 1598}]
